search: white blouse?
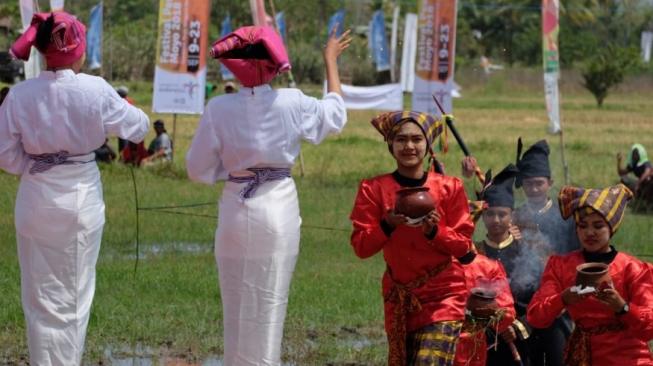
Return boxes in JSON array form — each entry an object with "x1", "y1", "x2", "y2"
[
  {"x1": 0, "y1": 69, "x2": 150, "y2": 175},
  {"x1": 186, "y1": 84, "x2": 347, "y2": 184}
]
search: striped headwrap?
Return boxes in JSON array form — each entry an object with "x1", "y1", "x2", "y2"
[
  {"x1": 371, "y1": 111, "x2": 444, "y2": 150},
  {"x1": 558, "y1": 184, "x2": 633, "y2": 235}
]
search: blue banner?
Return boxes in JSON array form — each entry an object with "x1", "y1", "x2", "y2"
[
  {"x1": 327, "y1": 9, "x2": 345, "y2": 38},
  {"x1": 220, "y1": 14, "x2": 235, "y2": 81},
  {"x1": 370, "y1": 10, "x2": 390, "y2": 72},
  {"x1": 275, "y1": 11, "x2": 286, "y2": 44},
  {"x1": 86, "y1": 2, "x2": 102, "y2": 70}
]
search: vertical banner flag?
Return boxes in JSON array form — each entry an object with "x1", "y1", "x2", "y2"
[
  {"x1": 400, "y1": 13, "x2": 418, "y2": 92},
  {"x1": 219, "y1": 14, "x2": 235, "y2": 81},
  {"x1": 327, "y1": 9, "x2": 345, "y2": 37},
  {"x1": 370, "y1": 10, "x2": 391, "y2": 72},
  {"x1": 86, "y1": 2, "x2": 103, "y2": 70},
  {"x1": 50, "y1": 0, "x2": 64, "y2": 11},
  {"x1": 249, "y1": 0, "x2": 267, "y2": 26},
  {"x1": 152, "y1": 0, "x2": 210, "y2": 114},
  {"x1": 390, "y1": 6, "x2": 400, "y2": 81},
  {"x1": 19, "y1": 0, "x2": 42, "y2": 80},
  {"x1": 542, "y1": 0, "x2": 561, "y2": 134},
  {"x1": 275, "y1": 11, "x2": 286, "y2": 44},
  {"x1": 641, "y1": 31, "x2": 652, "y2": 63},
  {"x1": 413, "y1": 0, "x2": 458, "y2": 115}
]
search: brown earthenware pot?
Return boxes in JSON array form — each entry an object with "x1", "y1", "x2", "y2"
[
  {"x1": 575, "y1": 262, "x2": 611, "y2": 289},
  {"x1": 466, "y1": 287, "x2": 498, "y2": 319},
  {"x1": 394, "y1": 187, "x2": 436, "y2": 219}
]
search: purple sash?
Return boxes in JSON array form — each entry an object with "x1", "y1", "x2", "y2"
[
  {"x1": 27, "y1": 151, "x2": 94, "y2": 175},
  {"x1": 228, "y1": 167, "x2": 291, "y2": 200}
]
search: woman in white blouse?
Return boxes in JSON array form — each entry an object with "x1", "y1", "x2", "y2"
[
  {"x1": 186, "y1": 26, "x2": 351, "y2": 365},
  {"x1": 0, "y1": 12, "x2": 149, "y2": 365}
]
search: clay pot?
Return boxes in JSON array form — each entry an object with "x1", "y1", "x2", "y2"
[
  {"x1": 466, "y1": 287, "x2": 498, "y2": 319},
  {"x1": 394, "y1": 187, "x2": 436, "y2": 219},
  {"x1": 576, "y1": 262, "x2": 611, "y2": 289}
]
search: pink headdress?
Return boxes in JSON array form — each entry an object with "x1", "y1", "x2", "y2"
[
  {"x1": 210, "y1": 26, "x2": 290, "y2": 87},
  {"x1": 11, "y1": 11, "x2": 86, "y2": 69}
]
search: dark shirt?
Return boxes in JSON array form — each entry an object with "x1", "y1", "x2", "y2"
[
  {"x1": 476, "y1": 237, "x2": 538, "y2": 316},
  {"x1": 514, "y1": 199, "x2": 580, "y2": 255},
  {"x1": 94, "y1": 143, "x2": 116, "y2": 163},
  {"x1": 628, "y1": 161, "x2": 652, "y2": 178}
]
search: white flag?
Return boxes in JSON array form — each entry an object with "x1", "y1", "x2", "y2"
[
  {"x1": 19, "y1": 0, "x2": 42, "y2": 80},
  {"x1": 50, "y1": 0, "x2": 64, "y2": 11},
  {"x1": 400, "y1": 13, "x2": 417, "y2": 92}
]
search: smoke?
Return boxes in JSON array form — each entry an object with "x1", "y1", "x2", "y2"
[{"x1": 509, "y1": 228, "x2": 551, "y2": 297}]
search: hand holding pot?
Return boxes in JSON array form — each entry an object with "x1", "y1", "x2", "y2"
[
  {"x1": 384, "y1": 209, "x2": 408, "y2": 229},
  {"x1": 422, "y1": 210, "x2": 441, "y2": 237},
  {"x1": 562, "y1": 287, "x2": 589, "y2": 305},
  {"x1": 595, "y1": 288, "x2": 627, "y2": 313}
]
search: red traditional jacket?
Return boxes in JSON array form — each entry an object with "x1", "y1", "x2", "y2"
[
  {"x1": 527, "y1": 250, "x2": 653, "y2": 366},
  {"x1": 350, "y1": 172, "x2": 474, "y2": 333},
  {"x1": 454, "y1": 254, "x2": 516, "y2": 366}
]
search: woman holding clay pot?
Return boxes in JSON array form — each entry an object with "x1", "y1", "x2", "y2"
[
  {"x1": 350, "y1": 111, "x2": 474, "y2": 366},
  {"x1": 527, "y1": 184, "x2": 653, "y2": 366}
]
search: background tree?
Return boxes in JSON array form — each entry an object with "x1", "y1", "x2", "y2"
[{"x1": 581, "y1": 44, "x2": 639, "y2": 107}]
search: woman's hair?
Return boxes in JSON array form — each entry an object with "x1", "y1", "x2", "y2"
[{"x1": 35, "y1": 13, "x2": 56, "y2": 52}]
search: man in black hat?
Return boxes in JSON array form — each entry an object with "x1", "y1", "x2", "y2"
[
  {"x1": 475, "y1": 164, "x2": 533, "y2": 365},
  {"x1": 511, "y1": 138, "x2": 577, "y2": 366}
]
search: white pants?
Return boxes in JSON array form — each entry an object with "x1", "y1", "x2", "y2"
[
  {"x1": 215, "y1": 178, "x2": 301, "y2": 366},
  {"x1": 15, "y1": 161, "x2": 104, "y2": 366}
]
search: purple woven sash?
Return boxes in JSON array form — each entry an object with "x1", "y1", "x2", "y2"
[
  {"x1": 228, "y1": 167, "x2": 291, "y2": 200},
  {"x1": 27, "y1": 151, "x2": 94, "y2": 175}
]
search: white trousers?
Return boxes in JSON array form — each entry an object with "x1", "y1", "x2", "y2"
[
  {"x1": 15, "y1": 161, "x2": 104, "y2": 366},
  {"x1": 215, "y1": 178, "x2": 301, "y2": 366}
]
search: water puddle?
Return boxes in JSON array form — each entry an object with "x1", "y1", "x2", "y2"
[
  {"x1": 101, "y1": 344, "x2": 295, "y2": 366},
  {"x1": 103, "y1": 242, "x2": 213, "y2": 261}
]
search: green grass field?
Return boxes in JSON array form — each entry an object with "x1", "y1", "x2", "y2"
[{"x1": 1, "y1": 71, "x2": 652, "y2": 364}]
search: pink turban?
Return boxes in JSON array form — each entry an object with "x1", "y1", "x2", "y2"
[
  {"x1": 210, "y1": 26, "x2": 290, "y2": 87},
  {"x1": 11, "y1": 11, "x2": 86, "y2": 69}
]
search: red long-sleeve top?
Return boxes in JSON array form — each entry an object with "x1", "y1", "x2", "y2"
[
  {"x1": 454, "y1": 254, "x2": 516, "y2": 366},
  {"x1": 527, "y1": 251, "x2": 653, "y2": 365},
  {"x1": 350, "y1": 172, "x2": 474, "y2": 333}
]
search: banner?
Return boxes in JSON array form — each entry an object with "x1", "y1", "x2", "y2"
[
  {"x1": 642, "y1": 31, "x2": 653, "y2": 63},
  {"x1": 370, "y1": 10, "x2": 390, "y2": 72},
  {"x1": 412, "y1": 0, "x2": 458, "y2": 115},
  {"x1": 542, "y1": 0, "x2": 561, "y2": 134},
  {"x1": 152, "y1": 0, "x2": 210, "y2": 114},
  {"x1": 19, "y1": 0, "x2": 42, "y2": 80},
  {"x1": 327, "y1": 9, "x2": 345, "y2": 37},
  {"x1": 50, "y1": 0, "x2": 64, "y2": 11},
  {"x1": 275, "y1": 11, "x2": 286, "y2": 44},
  {"x1": 390, "y1": 6, "x2": 400, "y2": 81},
  {"x1": 400, "y1": 13, "x2": 418, "y2": 92},
  {"x1": 86, "y1": 2, "x2": 102, "y2": 70},
  {"x1": 249, "y1": 0, "x2": 267, "y2": 26},
  {"x1": 219, "y1": 14, "x2": 234, "y2": 81}
]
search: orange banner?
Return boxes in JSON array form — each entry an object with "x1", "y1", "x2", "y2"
[
  {"x1": 155, "y1": 0, "x2": 209, "y2": 74},
  {"x1": 413, "y1": 0, "x2": 458, "y2": 115},
  {"x1": 416, "y1": 0, "x2": 456, "y2": 82},
  {"x1": 153, "y1": 0, "x2": 210, "y2": 114}
]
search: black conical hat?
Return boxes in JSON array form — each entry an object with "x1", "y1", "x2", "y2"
[
  {"x1": 515, "y1": 138, "x2": 550, "y2": 187},
  {"x1": 482, "y1": 164, "x2": 519, "y2": 208}
]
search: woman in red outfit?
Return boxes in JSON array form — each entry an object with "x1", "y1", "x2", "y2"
[
  {"x1": 527, "y1": 184, "x2": 653, "y2": 366},
  {"x1": 350, "y1": 111, "x2": 474, "y2": 366},
  {"x1": 454, "y1": 249, "x2": 516, "y2": 366}
]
